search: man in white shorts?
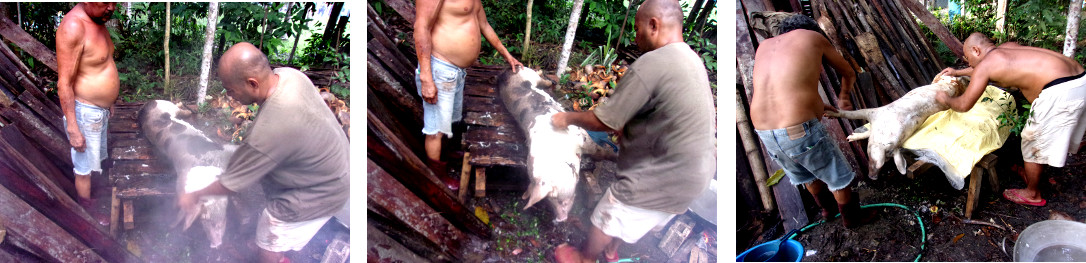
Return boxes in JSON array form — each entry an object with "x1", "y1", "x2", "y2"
[
  {"x1": 178, "y1": 43, "x2": 349, "y2": 262},
  {"x1": 939, "y1": 33, "x2": 1086, "y2": 207},
  {"x1": 550, "y1": 0, "x2": 715, "y2": 262}
]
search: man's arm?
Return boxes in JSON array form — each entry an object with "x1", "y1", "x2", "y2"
[
  {"x1": 414, "y1": 0, "x2": 441, "y2": 104},
  {"x1": 551, "y1": 111, "x2": 617, "y2": 133},
  {"x1": 940, "y1": 67, "x2": 974, "y2": 77},
  {"x1": 177, "y1": 180, "x2": 235, "y2": 215},
  {"x1": 477, "y1": 0, "x2": 522, "y2": 72},
  {"x1": 819, "y1": 34, "x2": 856, "y2": 110},
  {"x1": 56, "y1": 18, "x2": 86, "y2": 152},
  {"x1": 938, "y1": 66, "x2": 990, "y2": 112}
]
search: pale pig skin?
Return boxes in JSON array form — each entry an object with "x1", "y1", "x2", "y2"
[
  {"x1": 826, "y1": 75, "x2": 968, "y2": 179},
  {"x1": 139, "y1": 100, "x2": 234, "y2": 248},
  {"x1": 498, "y1": 68, "x2": 588, "y2": 222}
]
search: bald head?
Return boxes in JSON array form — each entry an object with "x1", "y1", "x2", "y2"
[
  {"x1": 964, "y1": 32, "x2": 994, "y2": 50},
  {"x1": 219, "y1": 42, "x2": 272, "y2": 87},
  {"x1": 634, "y1": 0, "x2": 685, "y2": 51}
]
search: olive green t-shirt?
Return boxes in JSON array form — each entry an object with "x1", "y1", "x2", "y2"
[
  {"x1": 220, "y1": 67, "x2": 350, "y2": 222},
  {"x1": 593, "y1": 43, "x2": 716, "y2": 214}
]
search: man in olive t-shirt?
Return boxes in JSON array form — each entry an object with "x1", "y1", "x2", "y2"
[
  {"x1": 551, "y1": 1, "x2": 715, "y2": 262},
  {"x1": 178, "y1": 43, "x2": 349, "y2": 263}
]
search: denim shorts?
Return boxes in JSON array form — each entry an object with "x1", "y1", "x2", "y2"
[
  {"x1": 415, "y1": 56, "x2": 467, "y2": 137},
  {"x1": 755, "y1": 118, "x2": 855, "y2": 191},
  {"x1": 63, "y1": 100, "x2": 110, "y2": 175}
]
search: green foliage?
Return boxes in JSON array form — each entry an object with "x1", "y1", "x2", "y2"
[
  {"x1": 982, "y1": 96, "x2": 1031, "y2": 135},
  {"x1": 930, "y1": 0, "x2": 1086, "y2": 65},
  {"x1": 580, "y1": 31, "x2": 618, "y2": 70}
]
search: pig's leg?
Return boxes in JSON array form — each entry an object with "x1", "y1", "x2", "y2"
[
  {"x1": 846, "y1": 131, "x2": 871, "y2": 142},
  {"x1": 893, "y1": 149, "x2": 907, "y2": 175}
]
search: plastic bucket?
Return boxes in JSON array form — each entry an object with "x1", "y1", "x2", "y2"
[{"x1": 736, "y1": 239, "x2": 804, "y2": 262}]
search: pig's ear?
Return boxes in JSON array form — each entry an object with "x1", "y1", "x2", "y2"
[{"x1": 523, "y1": 183, "x2": 549, "y2": 210}]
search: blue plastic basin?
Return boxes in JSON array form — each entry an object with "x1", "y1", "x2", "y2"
[{"x1": 736, "y1": 239, "x2": 804, "y2": 262}]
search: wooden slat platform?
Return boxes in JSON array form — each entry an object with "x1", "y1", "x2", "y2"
[
  {"x1": 460, "y1": 65, "x2": 528, "y2": 168},
  {"x1": 106, "y1": 102, "x2": 176, "y2": 199}
]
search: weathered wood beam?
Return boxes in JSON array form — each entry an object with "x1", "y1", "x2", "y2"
[
  {"x1": 368, "y1": 158, "x2": 466, "y2": 258},
  {"x1": 0, "y1": 127, "x2": 74, "y2": 197},
  {"x1": 0, "y1": 128, "x2": 141, "y2": 263},
  {"x1": 0, "y1": 167, "x2": 106, "y2": 262},
  {"x1": 377, "y1": 0, "x2": 416, "y2": 26},
  {"x1": 367, "y1": 87, "x2": 423, "y2": 158},
  {"x1": 900, "y1": 0, "x2": 964, "y2": 60},
  {"x1": 366, "y1": 221, "x2": 430, "y2": 262},
  {"x1": 367, "y1": 110, "x2": 492, "y2": 238},
  {"x1": 367, "y1": 55, "x2": 424, "y2": 123},
  {"x1": 0, "y1": 103, "x2": 71, "y2": 168},
  {"x1": 0, "y1": 14, "x2": 57, "y2": 73}
]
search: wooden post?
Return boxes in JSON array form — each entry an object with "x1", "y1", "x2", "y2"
[
  {"x1": 965, "y1": 166, "x2": 983, "y2": 219},
  {"x1": 996, "y1": 0, "x2": 1008, "y2": 33},
  {"x1": 474, "y1": 167, "x2": 486, "y2": 198},
  {"x1": 459, "y1": 153, "x2": 471, "y2": 202}
]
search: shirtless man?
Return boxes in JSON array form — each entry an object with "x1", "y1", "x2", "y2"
[
  {"x1": 938, "y1": 33, "x2": 1086, "y2": 207},
  {"x1": 414, "y1": 0, "x2": 523, "y2": 190},
  {"x1": 750, "y1": 15, "x2": 875, "y2": 228},
  {"x1": 56, "y1": 2, "x2": 118, "y2": 223}
]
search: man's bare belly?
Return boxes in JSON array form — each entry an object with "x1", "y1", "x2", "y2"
[
  {"x1": 74, "y1": 71, "x2": 120, "y2": 109},
  {"x1": 431, "y1": 22, "x2": 482, "y2": 68}
]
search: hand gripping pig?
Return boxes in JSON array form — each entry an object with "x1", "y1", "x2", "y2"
[
  {"x1": 825, "y1": 74, "x2": 968, "y2": 179},
  {"x1": 139, "y1": 100, "x2": 234, "y2": 248},
  {"x1": 497, "y1": 68, "x2": 591, "y2": 222}
]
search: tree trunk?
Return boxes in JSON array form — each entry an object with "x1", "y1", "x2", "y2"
[
  {"x1": 164, "y1": 3, "x2": 171, "y2": 100},
  {"x1": 556, "y1": 0, "x2": 586, "y2": 76},
  {"x1": 693, "y1": 0, "x2": 715, "y2": 33},
  {"x1": 685, "y1": 0, "x2": 705, "y2": 28},
  {"x1": 996, "y1": 0, "x2": 1008, "y2": 34},
  {"x1": 288, "y1": 4, "x2": 310, "y2": 66},
  {"x1": 197, "y1": 2, "x2": 219, "y2": 105},
  {"x1": 322, "y1": 2, "x2": 344, "y2": 45},
  {"x1": 522, "y1": 0, "x2": 533, "y2": 62},
  {"x1": 258, "y1": 3, "x2": 268, "y2": 51},
  {"x1": 1065, "y1": 0, "x2": 1082, "y2": 57}
]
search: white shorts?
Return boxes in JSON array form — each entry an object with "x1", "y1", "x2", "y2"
[
  {"x1": 591, "y1": 189, "x2": 677, "y2": 244},
  {"x1": 1021, "y1": 73, "x2": 1086, "y2": 167},
  {"x1": 255, "y1": 209, "x2": 332, "y2": 252}
]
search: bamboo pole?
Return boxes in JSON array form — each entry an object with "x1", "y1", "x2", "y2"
[{"x1": 736, "y1": 89, "x2": 775, "y2": 211}]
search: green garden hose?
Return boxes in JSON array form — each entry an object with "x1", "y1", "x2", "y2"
[{"x1": 782, "y1": 203, "x2": 927, "y2": 262}]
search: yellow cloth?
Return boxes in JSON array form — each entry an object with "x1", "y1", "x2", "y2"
[{"x1": 901, "y1": 86, "x2": 1014, "y2": 189}]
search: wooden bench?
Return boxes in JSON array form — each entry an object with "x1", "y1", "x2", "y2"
[
  {"x1": 457, "y1": 65, "x2": 528, "y2": 201},
  {"x1": 907, "y1": 154, "x2": 1000, "y2": 219},
  {"x1": 105, "y1": 102, "x2": 177, "y2": 235}
]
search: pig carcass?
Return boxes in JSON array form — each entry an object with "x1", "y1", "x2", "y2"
[
  {"x1": 825, "y1": 75, "x2": 968, "y2": 179},
  {"x1": 497, "y1": 68, "x2": 590, "y2": 222},
  {"x1": 139, "y1": 100, "x2": 235, "y2": 248}
]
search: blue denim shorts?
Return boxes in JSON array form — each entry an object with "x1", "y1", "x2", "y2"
[
  {"x1": 415, "y1": 56, "x2": 467, "y2": 137},
  {"x1": 63, "y1": 100, "x2": 110, "y2": 175},
  {"x1": 755, "y1": 118, "x2": 855, "y2": 191}
]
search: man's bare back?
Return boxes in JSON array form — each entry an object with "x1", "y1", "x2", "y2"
[
  {"x1": 974, "y1": 44, "x2": 1083, "y2": 102},
  {"x1": 57, "y1": 3, "x2": 119, "y2": 109},
  {"x1": 751, "y1": 29, "x2": 855, "y2": 130}
]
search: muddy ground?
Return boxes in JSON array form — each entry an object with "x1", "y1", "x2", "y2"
[
  {"x1": 738, "y1": 137, "x2": 1086, "y2": 262},
  {"x1": 441, "y1": 122, "x2": 718, "y2": 263},
  {"x1": 95, "y1": 106, "x2": 349, "y2": 262}
]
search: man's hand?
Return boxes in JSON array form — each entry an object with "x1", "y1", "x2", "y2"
[
  {"x1": 836, "y1": 99, "x2": 853, "y2": 111},
  {"x1": 177, "y1": 192, "x2": 198, "y2": 216},
  {"x1": 551, "y1": 113, "x2": 569, "y2": 130},
  {"x1": 939, "y1": 67, "x2": 956, "y2": 77},
  {"x1": 68, "y1": 128, "x2": 86, "y2": 152},
  {"x1": 507, "y1": 57, "x2": 524, "y2": 73},
  {"x1": 420, "y1": 81, "x2": 438, "y2": 104}
]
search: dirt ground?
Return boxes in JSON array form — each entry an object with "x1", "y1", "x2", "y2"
[
  {"x1": 737, "y1": 137, "x2": 1086, "y2": 262},
  {"x1": 95, "y1": 108, "x2": 349, "y2": 263}
]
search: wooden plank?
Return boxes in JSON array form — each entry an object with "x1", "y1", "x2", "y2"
[
  {"x1": 123, "y1": 200, "x2": 134, "y2": 230},
  {"x1": 15, "y1": 92, "x2": 62, "y2": 134},
  {"x1": 377, "y1": 0, "x2": 417, "y2": 26},
  {"x1": 368, "y1": 158, "x2": 467, "y2": 257},
  {"x1": 367, "y1": 88, "x2": 424, "y2": 161},
  {"x1": 110, "y1": 187, "x2": 120, "y2": 237},
  {"x1": 110, "y1": 144, "x2": 155, "y2": 160},
  {"x1": 463, "y1": 111, "x2": 515, "y2": 127},
  {"x1": 464, "y1": 84, "x2": 497, "y2": 97},
  {"x1": 0, "y1": 103, "x2": 71, "y2": 167},
  {"x1": 900, "y1": 0, "x2": 964, "y2": 60},
  {"x1": 367, "y1": 11, "x2": 415, "y2": 82},
  {"x1": 367, "y1": 39, "x2": 414, "y2": 89},
  {"x1": 107, "y1": 118, "x2": 140, "y2": 133},
  {"x1": 982, "y1": 154, "x2": 1000, "y2": 192},
  {"x1": 463, "y1": 126, "x2": 525, "y2": 144},
  {"x1": 0, "y1": 163, "x2": 106, "y2": 262},
  {"x1": 474, "y1": 167, "x2": 486, "y2": 197},
  {"x1": 367, "y1": 110, "x2": 492, "y2": 238},
  {"x1": 465, "y1": 140, "x2": 527, "y2": 165},
  {"x1": 368, "y1": 55, "x2": 424, "y2": 122},
  {"x1": 366, "y1": 222, "x2": 429, "y2": 263},
  {"x1": 463, "y1": 95, "x2": 504, "y2": 113},
  {"x1": 886, "y1": 0, "x2": 944, "y2": 71},
  {"x1": 0, "y1": 127, "x2": 75, "y2": 197},
  {"x1": 855, "y1": 32, "x2": 904, "y2": 99},
  {"x1": 468, "y1": 154, "x2": 525, "y2": 167},
  {"x1": 658, "y1": 214, "x2": 695, "y2": 258},
  {"x1": 459, "y1": 153, "x2": 471, "y2": 202},
  {"x1": 0, "y1": 14, "x2": 58, "y2": 73}
]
